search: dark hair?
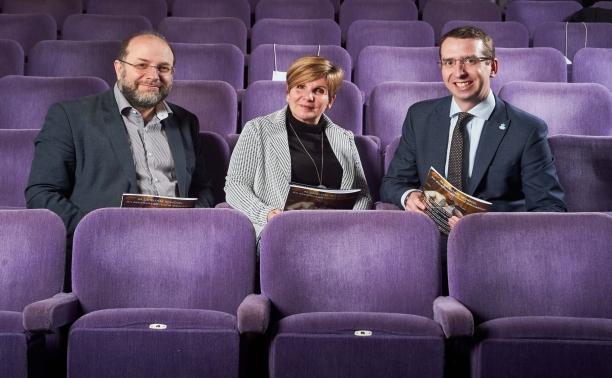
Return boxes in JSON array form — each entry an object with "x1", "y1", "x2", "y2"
[
  {"x1": 439, "y1": 26, "x2": 495, "y2": 59},
  {"x1": 117, "y1": 31, "x2": 175, "y2": 65}
]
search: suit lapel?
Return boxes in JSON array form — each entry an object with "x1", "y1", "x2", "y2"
[
  {"x1": 266, "y1": 108, "x2": 292, "y2": 181},
  {"x1": 429, "y1": 98, "x2": 452, "y2": 175},
  {"x1": 164, "y1": 116, "x2": 187, "y2": 197}
]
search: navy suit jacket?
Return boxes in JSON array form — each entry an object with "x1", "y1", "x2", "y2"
[
  {"x1": 26, "y1": 89, "x2": 214, "y2": 235},
  {"x1": 380, "y1": 95, "x2": 566, "y2": 212}
]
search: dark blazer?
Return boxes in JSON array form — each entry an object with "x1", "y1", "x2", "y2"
[
  {"x1": 380, "y1": 95, "x2": 566, "y2": 212},
  {"x1": 26, "y1": 89, "x2": 214, "y2": 235}
]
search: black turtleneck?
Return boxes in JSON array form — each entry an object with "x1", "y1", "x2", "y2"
[{"x1": 286, "y1": 109, "x2": 343, "y2": 189}]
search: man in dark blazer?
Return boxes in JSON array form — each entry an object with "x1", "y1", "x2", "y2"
[
  {"x1": 26, "y1": 31, "x2": 214, "y2": 238},
  {"x1": 381, "y1": 26, "x2": 566, "y2": 230}
]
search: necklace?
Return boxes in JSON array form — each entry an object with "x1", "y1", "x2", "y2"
[{"x1": 287, "y1": 121, "x2": 326, "y2": 188}]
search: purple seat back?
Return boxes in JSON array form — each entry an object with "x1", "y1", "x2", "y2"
[
  {"x1": 593, "y1": 0, "x2": 612, "y2": 8},
  {"x1": 0, "y1": 13, "x2": 56, "y2": 56},
  {"x1": 423, "y1": 0, "x2": 502, "y2": 42},
  {"x1": 72, "y1": 208, "x2": 256, "y2": 314},
  {"x1": 159, "y1": 17, "x2": 247, "y2": 53},
  {"x1": 87, "y1": 0, "x2": 167, "y2": 28},
  {"x1": 62, "y1": 14, "x2": 153, "y2": 42},
  {"x1": 549, "y1": 135, "x2": 612, "y2": 212},
  {"x1": 354, "y1": 135, "x2": 382, "y2": 201},
  {"x1": 248, "y1": 44, "x2": 351, "y2": 83},
  {"x1": 172, "y1": 0, "x2": 251, "y2": 29},
  {"x1": 355, "y1": 46, "x2": 440, "y2": 100},
  {"x1": 346, "y1": 20, "x2": 435, "y2": 63},
  {"x1": 491, "y1": 47, "x2": 568, "y2": 94},
  {"x1": 166, "y1": 80, "x2": 237, "y2": 135},
  {"x1": 0, "y1": 209, "x2": 65, "y2": 311},
  {"x1": 255, "y1": 0, "x2": 334, "y2": 21},
  {"x1": 0, "y1": 130, "x2": 38, "y2": 208},
  {"x1": 0, "y1": 75, "x2": 109, "y2": 130},
  {"x1": 170, "y1": 43, "x2": 244, "y2": 89},
  {"x1": 2, "y1": 0, "x2": 82, "y2": 27},
  {"x1": 573, "y1": 48, "x2": 612, "y2": 92},
  {"x1": 441, "y1": 20, "x2": 529, "y2": 48},
  {"x1": 448, "y1": 213, "x2": 612, "y2": 323},
  {"x1": 260, "y1": 211, "x2": 441, "y2": 317},
  {"x1": 199, "y1": 131, "x2": 231, "y2": 204},
  {"x1": 366, "y1": 81, "x2": 448, "y2": 147},
  {"x1": 0, "y1": 39, "x2": 24, "y2": 77},
  {"x1": 498, "y1": 81, "x2": 612, "y2": 136},
  {"x1": 505, "y1": 1, "x2": 583, "y2": 38},
  {"x1": 28, "y1": 40, "x2": 121, "y2": 87},
  {"x1": 533, "y1": 22, "x2": 612, "y2": 62},
  {"x1": 251, "y1": 19, "x2": 341, "y2": 49},
  {"x1": 241, "y1": 80, "x2": 363, "y2": 134},
  {"x1": 339, "y1": 0, "x2": 418, "y2": 41},
  {"x1": 384, "y1": 135, "x2": 401, "y2": 173}
]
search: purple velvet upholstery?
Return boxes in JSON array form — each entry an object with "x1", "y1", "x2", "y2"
[
  {"x1": 498, "y1": 81, "x2": 612, "y2": 136},
  {"x1": 505, "y1": 1, "x2": 583, "y2": 38},
  {"x1": 384, "y1": 135, "x2": 401, "y2": 173},
  {"x1": 366, "y1": 82, "x2": 448, "y2": 147},
  {"x1": 0, "y1": 39, "x2": 24, "y2": 78},
  {"x1": 62, "y1": 14, "x2": 153, "y2": 42},
  {"x1": 573, "y1": 47, "x2": 612, "y2": 92},
  {"x1": 241, "y1": 80, "x2": 363, "y2": 134},
  {"x1": 548, "y1": 135, "x2": 612, "y2": 212},
  {"x1": 441, "y1": 20, "x2": 529, "y2": 48},
  {"x1": 159, "y1": 17, "x2": 247, "y2": 53},
  {"x1": 250, "y1": 19, "x2": 341, "y2": 49},
  {"x1": 533, "y1": 22, "x2": 612, "y2": 62},
  {"x1": 259, "y1": 211, "x2": 444, "y2": 378},
  {"x1": 0, "y1": 75, "x2": 109, "y2": 130},
  {"x1": 593, "y1": 0, "x2": 612, "y2": 8},
  {"x1": 166, "y1": 80, "x2": 238, "y2": 135},
  {"x1": 354, "y1": 135, "x2": 382, "y2": 202},
  {"x1": 422, "y1": 0, "x2": 502, "y2": 42},
  {"x1": 346, "y1": 20, "x2": 435, "y2": 63},
  {"x1": 171, "y1": 0, "x2": 251, "y2": 29},
  {"x1": 87, "y1": 0, "x2": 167, "y2": 28},
  {"x1": 27, "y1": 40, "x2": 122, "y2": 87},
  {"x1": 491, "y1": 47, "x2": 568, "y2": 94},
  {"x1": 255, "y1": 0, "x2": 334, "y2": 21},
  {"x1": 2, "y1": 0, "x2": 82, "y2": 27},
  {"x1": 170, "y1": 43, "x2": 244, "y2": 89},
  {"x1": 0, "y1": 312, "x2": 27, "y2": 378},
  {"x1": 355, "y1": 46, "x2": 440, "y2": 100},
  {"x1": 0, "y1": 14, "x2": 56, "y2": 56},
  {"x1": 248, "y1": 44, "x2": 351, "y2": 83},
  {"x1": 339, "y1": 0, "x2": 418, "y2": 41},
  {"x1": 0, "y1": 130, "x2": 37, "y2": 208},
  {"x1": 198, "y1": 131, "x2": 231, "y2": 203}
]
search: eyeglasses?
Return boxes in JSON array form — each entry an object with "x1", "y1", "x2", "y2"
[
  {"x1": 439, "y1": 56, "x2": 493, "y2": 69},
  {"x1": 118, "y1": 59, "x2": 174, "y2": 75}
]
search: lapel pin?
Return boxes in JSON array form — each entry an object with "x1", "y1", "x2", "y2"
[{"x1": 499, "y1": 123, "x2": 507, "y2": 130}]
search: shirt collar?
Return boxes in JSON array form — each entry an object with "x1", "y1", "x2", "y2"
[
  {"x1": 113, "y1": 83, "x2": 172, "y2": 121},
  {"x1": 449, "y1": 90, "x2": 495, "y2": 121}
]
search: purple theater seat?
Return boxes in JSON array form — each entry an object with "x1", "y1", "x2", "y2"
[
  {"x1": 24, "y1": 208, "x2": 256, "y2": 378},
  {"x1": 248, "y1": 44, "x2": 351, "y2": 83},
  {"x1": 0, "y1": 14, "x2": 56, "y2": 56},
  {"x1": 354, "y1": 135, "x2": 383, "y2": 202},
  {"x1": 422, "y1": 0, "x2": 502, "y2": 42},
  {"x1": 355, "y1": 46, "x2": 440, "y2": 101},
  {"x1": 2, "y1": 0, "x2": 82, "y2": 28},
  {"x1": 572, "y1": 47, "x2": 612, "y2": 92},
  {"x1": 439, "y1": 212, "x2": 612, "y2": 378},
  {"x1": 548, "y1": 135, "x2": 612, "y2": 212},
  {"x1": 241, "y1": 80, "x2": 363, "y2": 134},
  {"x1": 384, "y1": 135, "x2": 401, "y2": 173},
  {"x1": 253, "y1": 211, "x2": 444, "y2": 377},
  {"x1": 346, "y1": 20, "x2": 435, "y2": 63},
  {"x1": 159, "y1": 17, "x2": 247, "y2": 54},
  {"x1": 593, "y1": 0, "x2": 612, "y2": 8},
  {"x1": 533, "y1": 22, "x2": 612, "y2": 63},
  {"x1": 0, "y1": 209, "x2": 65, "y2": 377},
  {"x1": 0, "y1": 130, "x2": 38, "y2": 208},
  {"x1": 170, "y1": 43, "x2": 244, "y2": 89},
  {"x1": 339, "y1": 0, "x2": 418, "y2": 41},
  {"x1": 166, "y1": 80, "x2": 238, "y2": 135},
  {"x1": 62, "y1": 14, "x2": 153, "y2": 42},
  {"x1": 27, "y1": 40, "x2": 121, "y2": 87},
  {"x1": 0, "y1": 75, "x2": 109, "y2": 130},
  {"x1": 171, "y1": 0, "x2": 251, "y2": 29},
  {"x1": 87, "y1": 0, "x2": 167, "y2": 28},
  {"x1": 0, "y1": 39, "x2": 24, "y2": 78},
  {"x1": 491, "y1": 47, "x2": 568, "y2": 94},
  {"x1": 199, "y1": 131, "x2": 231, "y2": 204},
  {"x1": 498, "y1": 81, "x2": 612, "y2": 136},
  {"x1": 505, "y1": 1, "x2": 583, "y2": 39},
  {"x1": 251, "y1": 19, "x2": 341, "y2": 49},
  {"x1": 441, "y1": 20, "x2": 529, "y2": 48},
  {"x1": 366, "y1": 82, "x2": 448, "y2": 147},
  {"x1": 255, "y1": 0, "x2": 334, "y2": 21}
]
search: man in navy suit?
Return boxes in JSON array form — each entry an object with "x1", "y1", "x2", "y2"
[
  {"x1": 26, "y1": 31, "x2": 214, "y2": 237},
  {"x1": 381, "y1": 26, "x2": 566, "y2": 230}
]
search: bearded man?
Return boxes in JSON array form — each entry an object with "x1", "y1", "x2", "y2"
[{"x1": 26, "y1": 32, "x2": 214, "y2": 238}]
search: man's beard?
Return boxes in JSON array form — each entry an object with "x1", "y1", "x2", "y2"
[{"x1": 118, "y1": 75, "x2": 170, "y2": 109}]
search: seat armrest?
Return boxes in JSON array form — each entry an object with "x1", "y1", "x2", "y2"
[
  {"x1": 237, "y1": 294, "x2": 271, "y2": 334},
  {"x1": 23, "y1": 292, "x2": 80, "y2": 332},
  {"x1": 375, "y1": 202, "x2": 401, "y2": 210},
  {"x1": 433, "y1": 296, "x2": 474, "y2": 338},
  {"x1": 215, "y1": 202, "x2": 232, "y2": 209}
]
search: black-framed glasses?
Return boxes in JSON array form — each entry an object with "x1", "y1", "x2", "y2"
[
  {"x1": 439, "y1": 56, "x2": 493, "y2": 69},
  {"x1": 118, "y1": 59, "x2": 174, "y2": 75}
]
